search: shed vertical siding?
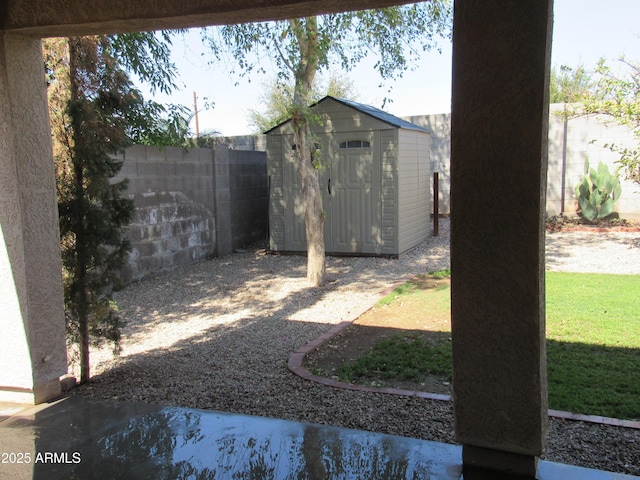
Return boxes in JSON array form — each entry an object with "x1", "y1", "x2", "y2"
[
  {"x1": 397, "y1": 129, "x2": 431, "y2": 254},
  {"x1": 283, "y1": 134, "x2": 307, "y2": 251},
  {"x1": 267, "y1": 135, "x2": 285, "y2": 251},
  {"x1": 380, "y1": 129, "x2": 398, "y2": 255}
]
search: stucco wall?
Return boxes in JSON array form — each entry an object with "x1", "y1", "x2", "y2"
[{"x1": 0, "y1": 34, "x2": 66, "y2": 403}]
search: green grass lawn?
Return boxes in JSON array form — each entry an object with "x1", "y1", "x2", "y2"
[
  {"x1": 546, "y1": 272, "x2": 640, "y2": 419},
  {"x1": 338, "y1": 271, "x2": 640, "y2": 420}
]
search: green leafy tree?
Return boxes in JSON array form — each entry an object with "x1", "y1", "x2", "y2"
[
  {"x1": 44, "y1": 33, "x2": 183, "y2": 382},
  {"x1": 204, "y1": 3, "x2": 452, "y2": 285},
  {"x1": 583, "y1": 57, "x2": 640, "y2": 185},
  {"x1": 247, "y1": 73, "x2": 360, "y2": 133},
  {"x1": 549, "y1": 64, "x2": 594, "y2": 106}
]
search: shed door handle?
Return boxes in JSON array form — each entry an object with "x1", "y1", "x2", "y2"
[{"x1": 328, "y1": 178, "x2": 331, "y2": 195}]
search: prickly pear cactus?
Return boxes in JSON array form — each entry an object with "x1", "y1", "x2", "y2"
[{"x1": 574, "y1": 159, "x2": 622, "y2": 221}]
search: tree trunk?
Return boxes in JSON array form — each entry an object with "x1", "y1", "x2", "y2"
[
  {"x1": 69, "y1": 37, "x2": 91, "y2": 383},
  {"x1": 297, "y1": 127, "x2": 326, "y2": 286},
  {"x1": 290, "y1": 17, "x2": 326, "y2": 286},
  {"x1": 291, "y1": 110, "x2": 325, "y2": 286},
  {"x1": 77, "y1": 260, "x2": 90, "y2": 384}
]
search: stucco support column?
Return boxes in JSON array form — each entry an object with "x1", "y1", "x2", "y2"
[
  {"x1": 0, "y1": 33, "x2": 67, "y2": 404},
  {"x1": 450, "y1": 0, "x2": 552, "y2": 477}
]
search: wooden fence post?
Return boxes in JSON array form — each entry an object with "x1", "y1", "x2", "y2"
[{"x1": 433, "y1": 171, "x2": 439, "y2": 237}]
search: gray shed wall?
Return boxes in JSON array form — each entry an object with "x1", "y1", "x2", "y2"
[
  {"x1": 404, "y1": 113, "x2": 451, "y2": 216},
  {"x1": 268, "y1": 98, "x2": 431, "y2": 256},
  {"x1": 379, "y1": 129, "x2": 398, "y2": 254},
  {"x1": 397, "y1": 129, "x2": 431, "y2": 254},
  {"x1": 267, "y1": 135, "x2": 286, "y2": 250}
]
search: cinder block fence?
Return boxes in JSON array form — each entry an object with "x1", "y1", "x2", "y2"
[
  {"x1": 406, "y1": 108, "x2": 640, "y2": 218},
  {"x1": 113, "y1": 145, "x2": 268, "y2": 283}
]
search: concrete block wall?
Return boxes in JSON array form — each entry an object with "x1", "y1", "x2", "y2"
[
  {"x1": 229, "y1": 150, "x2": 269, "y2": 249},
  {"x1": 124, "y1": 191, "x2": 215, "y2": 282},
  {"x1": 547, "y1": 108, "x2": 640, "y2": 217},
  {"x1": 217, "y1": 135, "x2": 267, "y2": 151},
  {"x1": 405, "y1": 108, "x2": 640, "y2": 218},
  {"x1": 114, "y1": 145, "x2": 267, "y2": 283}
]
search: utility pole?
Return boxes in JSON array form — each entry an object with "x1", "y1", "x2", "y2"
[{"x1": 193, "y1": 91, "x2": 200, "y2": 138}]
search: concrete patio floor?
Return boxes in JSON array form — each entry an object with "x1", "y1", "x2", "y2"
[{"x1": 0, "y1": 397, "x2": 637, "y2": 479}]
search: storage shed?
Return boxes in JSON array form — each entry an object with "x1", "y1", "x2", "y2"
[{"x1": 266, "y1": 96, "x2": 431, "y2": 256}]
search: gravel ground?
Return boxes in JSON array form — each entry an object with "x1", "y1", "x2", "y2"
[{"x1": 71, "y1": 219, "x2": 640, "y2": 476}]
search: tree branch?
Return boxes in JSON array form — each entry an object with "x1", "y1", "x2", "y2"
[{"x1": 272, "y1": 33, "x2": 294, "y2": 74}]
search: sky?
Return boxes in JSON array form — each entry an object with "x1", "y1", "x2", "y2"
[{"x1": 139, "y1": 0, "x2": 640, "y2": 137}]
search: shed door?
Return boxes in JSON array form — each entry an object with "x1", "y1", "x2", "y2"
[
  {"x1": 327, "y1": 133, "x2": 380, "y2": 254},
  {"x1": 282, "y1": 135, "x2": 308, "y2": 252}
]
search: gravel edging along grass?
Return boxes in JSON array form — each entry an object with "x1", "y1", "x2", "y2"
[
  {"x1": 292, "y1": 270, "x2": 640, "y2": 427},
  {"x1": 289, "y1": 317, "x2": 640, "y2": 431}
]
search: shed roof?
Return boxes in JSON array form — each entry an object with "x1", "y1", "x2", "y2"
[{"x1": 264, "y1": 95, "x2": 428, "y2": 134}]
